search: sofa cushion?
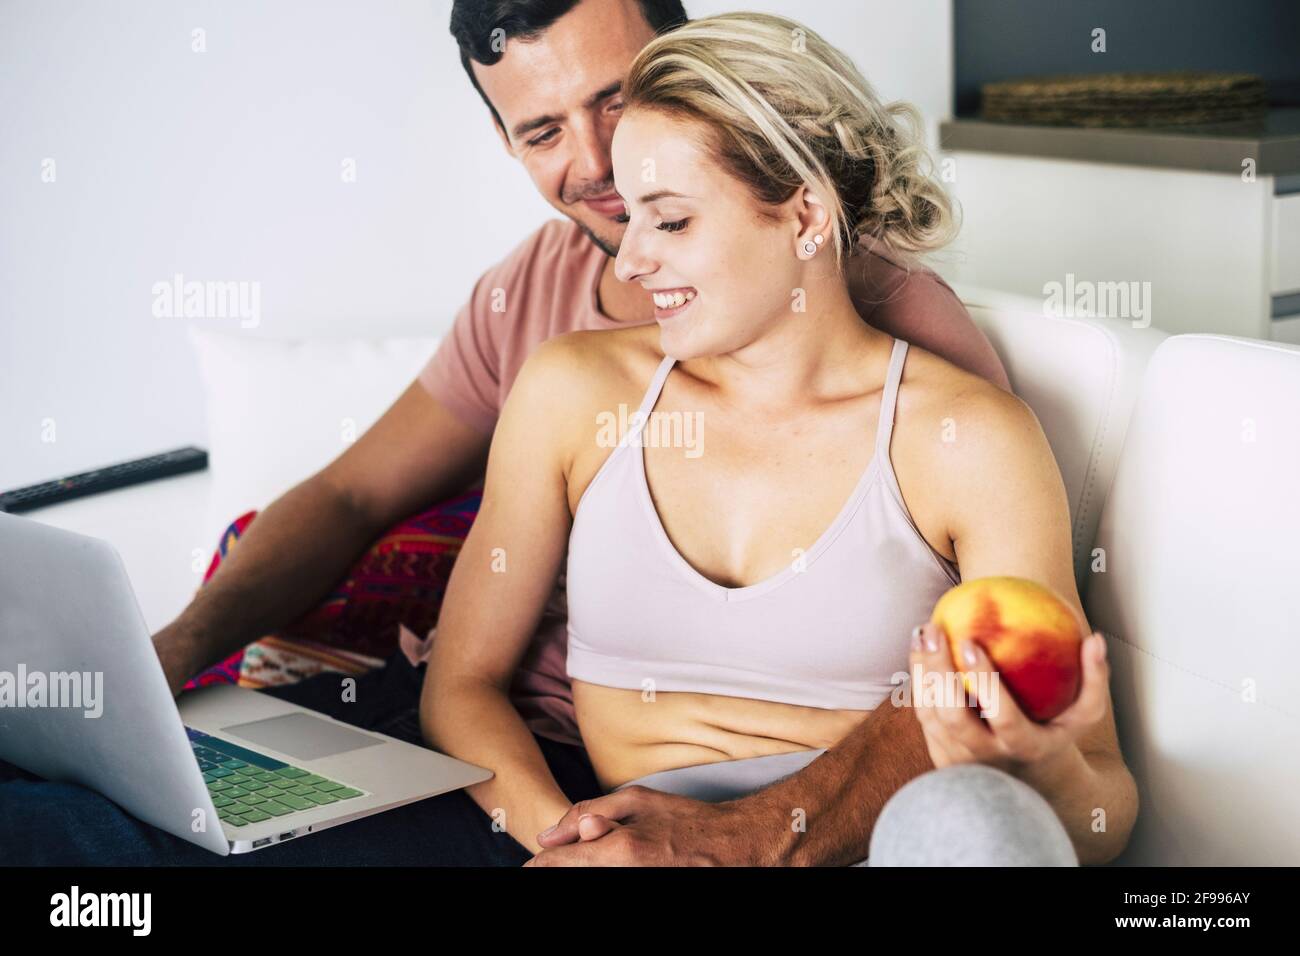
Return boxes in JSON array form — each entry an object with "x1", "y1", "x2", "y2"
[
  {"x1": 188, "y1": 327, "x2": 440, "y2": 548},
  {"x1": 1084, "y1": 334, "x2": 1300, "y2": 865},
  {"x1": 965, "y1": 305, "x2": 1166, "y2": 590}
]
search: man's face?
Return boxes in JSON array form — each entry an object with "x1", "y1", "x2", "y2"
[{"x1": 472, "y1": 0, "x2": 658, "y2": 256}]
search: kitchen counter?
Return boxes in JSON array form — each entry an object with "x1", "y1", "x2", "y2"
[{"x1": 940, "y1": 108, "x2": 1300, "y2": 176}]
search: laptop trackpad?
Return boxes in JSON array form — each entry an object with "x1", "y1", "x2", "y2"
[{"x1": 221, "y1": 713, "x2": 386, "y2": 761}]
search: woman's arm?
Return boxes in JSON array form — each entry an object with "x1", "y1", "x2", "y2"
[
  {"x1": 418, "y1": 337, "x2": 591, "y2": 855},
  {"x1": 924, "y1": 380, "x2": 1140, "y2": 864}
]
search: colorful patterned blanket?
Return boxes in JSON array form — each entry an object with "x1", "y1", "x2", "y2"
[{"x1": 183, "y1": 488, "x2": 482, "y2": 690}]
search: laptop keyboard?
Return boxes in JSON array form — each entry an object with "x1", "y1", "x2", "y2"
[{"x1": 186, "y1": 726, "x2": 367, "y2": 829}]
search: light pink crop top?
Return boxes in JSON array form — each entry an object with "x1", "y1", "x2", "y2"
[{"x1": 564, "y1": 337, "x2": 962, "y2": 711}]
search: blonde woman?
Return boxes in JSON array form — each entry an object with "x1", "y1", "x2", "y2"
[{"x1": 420, "y1": 12, "x2": 1137, "y2": 867}]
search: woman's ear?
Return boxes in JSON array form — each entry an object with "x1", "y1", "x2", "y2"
[{"x1": 792, "y1": 185, "x2": 835, "y2": 258}]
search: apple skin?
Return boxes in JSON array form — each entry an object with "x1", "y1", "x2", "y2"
[{"x1": 930, "y1": 576, "x2": 1085, "y2": 723}]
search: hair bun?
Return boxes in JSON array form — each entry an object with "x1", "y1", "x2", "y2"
[{"x1": 623, "y1": 12, "x2": 957, "y2": 265}]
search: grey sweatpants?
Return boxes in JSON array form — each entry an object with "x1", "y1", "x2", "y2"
[{"x1": 618, "y1": 748, "x2": 1079, "y2": 866}]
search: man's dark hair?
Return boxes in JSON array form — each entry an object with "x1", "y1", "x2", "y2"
[{"x1": 450, "y1": 0, "x2": 689, "y2": 136}]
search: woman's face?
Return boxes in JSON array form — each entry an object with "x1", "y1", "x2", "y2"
[{"x1": 611, "y1": 108, "x2": 808, "y2": 361}]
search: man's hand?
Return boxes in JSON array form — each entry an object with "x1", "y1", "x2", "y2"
[{"x1": 525, "y1": 786, "x2": 776, "y2": 866}]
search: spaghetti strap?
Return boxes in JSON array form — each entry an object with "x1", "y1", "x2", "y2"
[
  {"x1": 874, "y1": 338, "x2": 909, "y2": 461},
  {"x1": 622, "y1": 355, "x2": 677, "y2": 447},
  {"x1": 638, "y1": 355, "x2": 677, "y2": 417}
]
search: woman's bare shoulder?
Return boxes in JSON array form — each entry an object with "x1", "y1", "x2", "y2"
[
  {"x1": 893, "y1": 341, "x2": 1046, "y2": 487},
  {"x1": 517, "y1": 325, "x2": 662, "y2": 396},
  {"x1": 503, "y1": 325, "x2": 666, "y2": 450},
  {"x1": 889, "y1": 342, "x2": 1053, "y2": 561},
  {"x1": 899, "y1": 341, "x2": 1027, "y2": 424}
]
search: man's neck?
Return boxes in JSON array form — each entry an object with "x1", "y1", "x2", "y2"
[{"x1": 596, "y1": 256, "x2": 657, "y2": 324}]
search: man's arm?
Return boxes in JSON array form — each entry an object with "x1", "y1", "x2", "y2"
[
  {"x1": 530, "y1": 693, "x2": 935, "y2": 866},
  {"x1": 152, "y1": 381, "x2": 490, "y2": 695},
  {"x1": 742, "y1": 692, "x2": 933, "y2": 866},
  {"x1": 846, "y1": 254, "x2": 1012, "y2": 392}
]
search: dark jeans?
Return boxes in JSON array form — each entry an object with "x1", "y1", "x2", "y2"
[{"x1": 0, "y1": 651, "x2": 602, "y2": 865}]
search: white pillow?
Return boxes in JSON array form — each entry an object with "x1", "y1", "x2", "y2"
[{"x1": 188, "y1": 327, "x2": 441, "y2": 546}]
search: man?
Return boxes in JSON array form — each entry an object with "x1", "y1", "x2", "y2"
[{"x1": 0, "y1": 0, "x2": 1012, "y2": 865}]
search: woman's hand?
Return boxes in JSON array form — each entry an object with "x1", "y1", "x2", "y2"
[{"x1": 907, "y1": 620, "x2": 1111, "y2": 779}]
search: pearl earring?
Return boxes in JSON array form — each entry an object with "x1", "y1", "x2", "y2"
[{"x1": 802, "y1": 234, "x2": 824, "y2": 256}]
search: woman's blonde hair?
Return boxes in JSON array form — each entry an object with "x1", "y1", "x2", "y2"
[{"x1": 623, "y1": 12, "x2": 957, "y2": 269}]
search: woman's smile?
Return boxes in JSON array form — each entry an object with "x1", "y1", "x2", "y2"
[{"x1": 650, "y1": 286, "x2": 697, "y2": 324}]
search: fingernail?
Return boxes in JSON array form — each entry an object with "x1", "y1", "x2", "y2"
[
  {"x1": 1095, "y1": 633, "x2": 1107, "y2": 659},
  {"x1": 538, "y1": 824, "x2": 557, "y2": 838},
  {"x1": 910, "y1": 625, "x2": 924, "y2": 651},
  {"x1": 578, "y1": 813, "x2": 592, "y2": 822},
  {"x1": 923, "y1": 623, "x2": 939, "y2": 653},
  {"x1": 961, "y1": 640, "x2": 977, "y2": 666}
]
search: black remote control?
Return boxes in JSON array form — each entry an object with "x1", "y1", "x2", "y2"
[{"x1": 0, "y1": 446, "x2": 209, "y2": 514}]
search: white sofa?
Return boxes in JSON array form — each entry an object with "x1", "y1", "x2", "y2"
[
  {"x1": 25, "y1": 304, "x2": 1300, "y2": 866},
  {"x1": 967, "y1": 300, "x2": 1299, "y2": 866},
  {"x1": 1085, "y1": 334, "x2": 1300, "y2": 866}
]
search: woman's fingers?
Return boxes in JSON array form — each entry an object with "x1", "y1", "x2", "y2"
[
  {"x1": 961, "y1": 638, "x2": 1034, "y2": 753},
  {"x1": 910, "y1": 621, "x2": 992, "y2": 764},
  {"x1": 1047, "y1": 632, "x2": 1111, "y2": 735}
]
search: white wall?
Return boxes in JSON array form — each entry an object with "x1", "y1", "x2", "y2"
[{"x1": 0, "y1": 0, "x2": 951, "y2": 490}]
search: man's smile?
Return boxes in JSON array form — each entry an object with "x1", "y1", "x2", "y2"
[{"x1": 582, "y1": 192, "x2": 627, "y2": 218}]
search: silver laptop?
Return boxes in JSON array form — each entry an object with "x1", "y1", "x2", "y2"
[{"x1": 0, "y1": 512, "x2": 492, "y2": 855}]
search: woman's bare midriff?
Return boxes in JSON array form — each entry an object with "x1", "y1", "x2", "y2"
[{"x1": 572, "y1": 678, "x2": 871, "y2": 791}]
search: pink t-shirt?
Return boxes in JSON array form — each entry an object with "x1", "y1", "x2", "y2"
[{"x1": 414, "y1": 218, "x2": 1009, "y2": 747}]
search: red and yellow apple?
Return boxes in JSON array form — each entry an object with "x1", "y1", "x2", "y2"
[{"x1": 930, "y1": 576, "x2": 1085, "y2": 722}]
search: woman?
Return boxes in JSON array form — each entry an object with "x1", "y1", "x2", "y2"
[{"x1": 420, "y1": 12, "x2": 1136, "y2": 865}]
